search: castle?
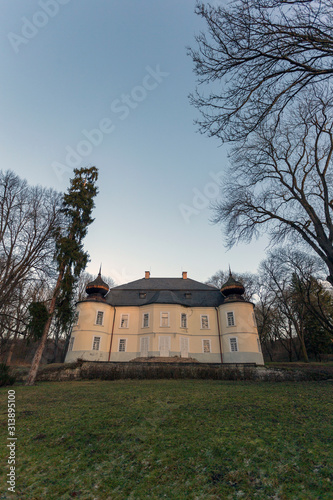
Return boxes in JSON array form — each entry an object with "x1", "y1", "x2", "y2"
[{"x1": 65, "y1": 270, "x2": 264, "y2": 365}]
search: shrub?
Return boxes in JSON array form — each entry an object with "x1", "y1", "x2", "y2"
[
  {"x1": 0, "y1": 363, "x2": 15, "y2": 386},
  {"x1": 77, "y1": 362, "x2": 258, "y2": 381}
]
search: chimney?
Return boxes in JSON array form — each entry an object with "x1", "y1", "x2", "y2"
[
  {"x1": 145, "y1": 271, "x2": 150, "y2": 279},
  {"x1": 182, "y1": 271, "x2": 187, "y2": 279}
]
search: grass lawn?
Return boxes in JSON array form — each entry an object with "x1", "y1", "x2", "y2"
[{"x1": 0, "y1": 380, "x2": 332, "y2": 499}]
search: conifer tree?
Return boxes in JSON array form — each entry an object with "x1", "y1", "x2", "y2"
[{"x1": 26, "y1": 167, "x2": 98, "y2": 385}]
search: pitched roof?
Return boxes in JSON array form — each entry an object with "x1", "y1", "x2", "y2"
[
  {"x1": 111, "y1": 277, "x2": 218, "y2": 291},
  {"x1": 105, "y1": 277, "x2": 224, "y2": 307}
]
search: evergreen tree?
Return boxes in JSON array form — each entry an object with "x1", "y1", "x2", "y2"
[
  {"x1": 27, "y1": 302, "x2": 49, "y2": 341},
  {"x1": 26, "y1": 167, "x2": 98, "y2": 385}
]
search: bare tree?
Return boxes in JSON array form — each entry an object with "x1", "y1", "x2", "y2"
[
  {"x1": 258, "y1": 249, "x2": 309, "y2": 361},
  {"x1": 213, "y1": 90, "x2": 333, "y2": 284},
  {"x1": 205, "y1": 269, "x2": 229, "y2": 289},
  {"x1": 280, "y1": 250, "x2": 333, "y2": 336},
  {"x1": 206, "y1": 269, "x2": 258, "y2": 301},
  {"x1": 4, "y1": 283, "x2": 29, "y2": 365},
  {"x1": 4, "y1": 280, "x2": 53, "y2": 364},
  {"x1": 258, "y1": 246, "x2": 333, "y2": 361},
  {"x1": 189, "y1": 0, "x2": 333, "y2": 142},
  {"x1": 0, "y1": 170, "x2": 61, "y2": 317}
]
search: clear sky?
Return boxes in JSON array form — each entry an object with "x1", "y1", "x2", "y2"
[{"x1": 1, "y1": 0, "x2": 268, "y2": 284}]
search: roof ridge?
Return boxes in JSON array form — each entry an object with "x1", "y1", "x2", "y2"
[{"x1": 113, "y1": 277, "x2": 219, "y2": 291}]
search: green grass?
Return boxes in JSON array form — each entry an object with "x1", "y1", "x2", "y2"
[{"x1": 1, "y1": 380, "x2": 332, "y2": 499}]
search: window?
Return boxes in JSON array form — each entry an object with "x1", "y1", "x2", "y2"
[
  {"x1": 96, "y1": 311, "x2": 104, "y2": 325},
  {"x1": 160, "y1": 312, "x2": 169, "y2": 327},
  {"x1": 143, "y1": 313, "x2": 149, "y2": 328},
  {"x1": 119, "y1": 339, "x2": 126, "y2": 352},
  {"x1": 185, "y1": 292, "x2": 192, "y2": 299},
  {"x1": 74, "y1": 311, "x2": 79, "y2": 325},
  {"x1": 120, "y1": 314, "x2": 129, "y2": 328},
  {"x1": 201, "y1": 315, "x2": 209, "y2": 329},
  {"x1": 180, "y1": 337, "x2": 189, "y2": 357},
  {"x1": 253, "y1": 312, "x2": 257, "y2": 327},
  {"x1": 140, "y1": 337, "x2": 149, "y2": 357},
  {"x1": 69, "y1": 337, "x2": 75, "y2": 351},
  {"x1": 227, "y1": 311, "x2": 235, "y2": 327},
  {"x1": 93, "y1": 336, "x2": 101, "y2": 351},
  {"x1": 181, "y1": 313, "x2": 187, "y2": 328},
  {"x1": 159, "y1": 336, "x2": 171, "y2": 356},
  {"x1": 139, "y1": 292, "x2": 146, "y2": 299},
  {"x1": 202, "y1": 339, "x2": 211, "y2": 353},
  {"x1": 257, "y1": 338, "x2": 262, "y2": 353},
  {"x1": 230, "y1": 337, "x2": 238, "y2": 352}
]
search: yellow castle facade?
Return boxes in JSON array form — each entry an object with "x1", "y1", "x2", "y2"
[{"x1": 65, "y1": 270, "x2": 264, "y2": 365}]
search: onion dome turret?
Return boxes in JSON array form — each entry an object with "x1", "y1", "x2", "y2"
[
  {"x1": 220, "y1": 269, "x2": 245, "y2": 301},
  {"x1": 86, "y1": 268, "x2": 109, "y2": 300}
]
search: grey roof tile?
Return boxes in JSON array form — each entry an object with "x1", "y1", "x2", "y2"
[{"x1": 105, "y1": 277, "x2": 224, "y2": 307}]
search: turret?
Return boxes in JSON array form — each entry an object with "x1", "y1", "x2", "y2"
[
  {"x1": 220, "y1": 269, "x2": 245, "y2": 302},
  {"x1": 85, "y1": 268, "x2": 109, "y2": 301}
]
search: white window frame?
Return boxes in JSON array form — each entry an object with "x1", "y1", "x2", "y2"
[
  {"x1": 95, "y1": 311, "x2": 104, "y2": 326},
  {"x1": 140, "y1": 337, "x2": 149, "y2": 357},
  {"x1": 119, "y1": 338, "x2": 127, "y2": 352},
  {"x1": 202, "y1": 339, "x2": 211, "y2": 353},
  {"x1": 160, "y1": 311, "x2": 170, "y2": 327},
  {"x1": 159, "y1": 336, "x2": 171, "y2": 356},
  {"x1": 226, "y1": 311, "x2": 235, "y2": 327},
  {"x1": 69, "y1": 337, "x2": 75, "y2": 351},
  {"x1": 142, "y1": 312, "x2": 150, "y2": 328},
  {"x1": 180, "y1": 313, "x2": 188, "y2": 328},
  {"x1": 92, "y1": 336, "x2": 101, "y2": 351},
  {"x1": 180, "y1": 337, "x2": 189, "y2": 357},
  {"x1": 230, "y1": 337, "x2": 238, "y2": 352},
  {"x1": 200, "y1": 314, "x2": 209, "y2": 329},
  {"x1": 120, "y1": 314, "x2": 129, "y2": 329}
]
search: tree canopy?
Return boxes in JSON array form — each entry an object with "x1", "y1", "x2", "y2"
[
  {"x1": 0, "y1": 170, "x2": 61, "y2": 315},
  {"x1": 190, "y1": 0, "x2": 333, "y2": 142},
  {"x1": 190, "y1": 1, "x2": 333, "y2": 284},
  {"x1": 213, "y1": 90, "x2": 333, "y2": 283}
]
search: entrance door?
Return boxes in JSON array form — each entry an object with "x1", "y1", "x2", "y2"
[
  {"x1": 180, "y1": 337, "x2": 189, "y2": 358},
  {"x1": 140, "y1": 337, "x2": 149, "y2": 357},
  {"x1": 159, "y1": 336, "x2": 171, "y2": 357}
]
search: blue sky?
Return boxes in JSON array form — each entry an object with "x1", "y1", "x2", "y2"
[{"x1": 1, "y1": 0, "x2": 268, "y2": 284}]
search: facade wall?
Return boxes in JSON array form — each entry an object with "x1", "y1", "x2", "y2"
[
  {"x1": 65, "y1": 299, "x2": 264, "y2": 365},
  {"x1": 219, "y1": 301, "x2": 264, "y2": 365},
  {"x1": 65, "y1": 301, "x2": 114, "y2": 362}
]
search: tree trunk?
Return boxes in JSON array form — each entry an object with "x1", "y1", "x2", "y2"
[
  {"x1": 6, "y1": 329, "x2": 19, "y2": 365},
  {"x1": 294, "y1": 324, "x2": 309, "y2": 362},
  {"x1": 266, "y1": 343, "x2": 273, "y2": 361},
  {"x1": 25, "y1": 269, "x2": 63, "y2": 386},
  {"x1": 298, "y1": 335, "x2": 309, "y2": 362},
  {"x1": 50, "y1": 327, "x2": 60, "y2": 364}
]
